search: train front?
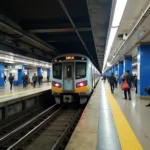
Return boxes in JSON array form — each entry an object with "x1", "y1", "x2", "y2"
[{"x1": 51, "y1": 55, "x2": 91, "y2": 105}]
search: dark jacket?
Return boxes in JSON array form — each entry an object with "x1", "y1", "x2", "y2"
[
  {"x1": 109, "y1": 75, "x2": 116, "y2": 84},
  {"x1": 32, "y1": 75, "x2": 37, "y2": 82},
  {"x1": 22, "y1": 75, "x2": 28, "y2": 81},
  {"x1": 9, "y1": 76, "x2": 14, "y2": 83},
  {"x1": 123, "y1": 74, "x2": 132, "y2": 87}
]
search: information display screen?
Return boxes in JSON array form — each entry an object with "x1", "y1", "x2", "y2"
[{"x1": 53, "y1": 56, "x2": 86, "y2": 62}]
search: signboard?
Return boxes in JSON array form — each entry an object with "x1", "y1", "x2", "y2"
[{"x1": 15, "y1": 65, "x2": 23, "y2": 69}]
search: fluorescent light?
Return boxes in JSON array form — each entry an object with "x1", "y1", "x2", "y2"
[
  {"x1": 0, "y1": 56, "x2": 14, "y2": 61},
  {"x1": 15, "y1": 59, "x2": 25, "y2": 63},
  {"x1": 103, "y1": 0, "x2": 128, "y2": 71},
  {"x1": 5, "y1": 60, "x2": 14, "y2": 64},
  {"x1": 103, "y1": 27, "x2": 118, "y2": 70},
  {"x1": 25, "y1": 61, "x2": 33, "y2": 65},
  {"x1": 33, "y1": 62, "x2": 39, "y2": 66},
  {"x1": 132, "y1": 63, "x2": 137, "y2": 66},
  {"x1": 112, "y1": 0, "x2": 128, "y2": 27},
  {"x1": 107, "y1": 62, "x2": 112, "y2": 67}
]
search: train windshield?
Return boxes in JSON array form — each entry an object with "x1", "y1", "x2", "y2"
[
  {"x1": 76, "y1": 62, "x2": 86, "y2": 79},
  {"x1": 53, "y1": 63, "x2": 62, "y2": 79}
]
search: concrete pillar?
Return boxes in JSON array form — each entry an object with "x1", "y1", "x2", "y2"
[
  {"x1": 0, "y1": 63, "x2": 4, "y2": 87},
  {"x1": 37, "y1": 67, "x2": 42, "y2": 76},
  {"x1": 118, "y1": 62, "x2": 123, "y2": 84},
  {"x1": 124, "y1": 56, "x2": 132, "y2": 74},
  {"x1": 18, "y1": 67, "x2": 24, "y2": 85},
  {"x1": 137, "y1": 44, "x2": 150, "y2": 98}
]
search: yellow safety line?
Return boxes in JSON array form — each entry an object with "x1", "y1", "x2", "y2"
[
  {"x1": 0, "y1": 88, "x2": 43, "y2": 98},
  {"x1": 104, "y1": 84, "x2": 143, "y2": 150}
]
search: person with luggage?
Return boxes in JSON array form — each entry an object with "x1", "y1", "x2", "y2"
[
  {"x1": 8, "y1": 73, "x2": 14, "y2": 90},
  {"x1": 108, "y1": 73, "x2": 116, "y2": 93},
  {"x1": 122, "y1": 70, "x2": 133, "y2": 100},
  {"x1": 32, "y1": 73, "x2": 37, "y2": 88}
]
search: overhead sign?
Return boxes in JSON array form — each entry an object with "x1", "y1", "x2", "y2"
[{"x1": 15, "y1": 65, "x2": 23, "y2": 69}]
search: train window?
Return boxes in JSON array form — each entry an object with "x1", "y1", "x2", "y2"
[
  {"x1": 66, "y1": 65, "x2": 72, "y2": 78},
  {"x1": 76, "y1": 62, "x2": 86, "y2": 79},
  {"x1": 53, "y1": 63, "x2": 62, "y2": 79}
]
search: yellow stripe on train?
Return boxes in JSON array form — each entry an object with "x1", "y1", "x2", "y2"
[
  {"x1": 51, "y1": 87, "x2": 63, "y2": 93},
  {"x1": 75, "y1": 86, "x2": 90, "y2": 93},
  {"x1": 52, "y1": 86, "x2": 90, "y2": 93}
]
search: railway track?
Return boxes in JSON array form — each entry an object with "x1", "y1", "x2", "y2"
[
  {"x1": 0, "y1": 106, "x2": 44, "y2": 137},
  {"x1": 0, "y1": 103, "x2": 82, "y2": 150}
]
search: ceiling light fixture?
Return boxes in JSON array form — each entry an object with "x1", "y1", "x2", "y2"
[{"x1": 103, "y1": 0, "x2": 128, "y2": 72}]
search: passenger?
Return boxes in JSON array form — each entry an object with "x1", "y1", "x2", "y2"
[
  {"x1": 4, "y1": 74, "x2": 6, "y2": 83},
  {"x1": 32, "y1": 73, "x2": 37, "y2": 88},
  {"x1": 108, "y1": 73, "x2": 116, "y2": 93},
  {"x1": 103, "y1": 75, "x2": 106, "y2": 83},
  {"x1": 134, "y1": 75, "x2": 137, "y2": 94},
  {"x1": 22, "y1": 73, "x2": 28, "y2": 88},
  {"x1": 8, "y1": 73, "x2": 14, "y2": 90},
  {"x1": 38, "y1": 74, "x2": 42, "y2": 85},
  {"x1": 145, "y1": 86, "x2": 150, "y2": 107},
  {"x1": 122, "y1": 70, "x2": 132, "y2": 100},
  {"x1": 115, "y1": 74, "x2": 118, "y2": 88},
  {"x1": 47, "y1": 76, "x2": 49, "y2": 82}
]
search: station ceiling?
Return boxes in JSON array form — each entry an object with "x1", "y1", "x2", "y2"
[{"x1": 0, "y1": 0, "x2": 112, "y2": 71}]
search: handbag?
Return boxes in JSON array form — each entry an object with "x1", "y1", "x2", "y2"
[{"x1": 121, "y1": 75, "x2": 130, "y2": 90}]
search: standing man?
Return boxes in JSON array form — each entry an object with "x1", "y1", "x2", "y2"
[
  {"x1": 22, "y1": 73, "x2": 28, "y2": 88},
  {"x1": 103, "y1": 75, "x2": 106, "y2": 83},
  {"x1": 4, "y1": 74, "x2": 6, "y2": 83},
  {"x1": 32, "y1": 73, "x2": 37, "y2": 88},
  {"x1": 8, "y1": 73, "x2": 14, "y2": 90},
  {"x1": 109, "y1": 73, "x2": 116, "y2": 93},
  {"x1": 122, "y1": 70, "x2": 132, "y2": 100}
]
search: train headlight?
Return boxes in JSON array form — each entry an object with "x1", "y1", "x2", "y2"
[
  {"x1": 76, "y1": 80, "x2": 87, "y2": 88},
  {"x1": 52, "y1": 81, "x2": 62, "y2": 88}
]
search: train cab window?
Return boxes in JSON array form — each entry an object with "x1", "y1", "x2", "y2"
[
  {"x1": 76, "y1": 62, "x2": 86, "y2": 79},
  {"x1": 53, "y1": 63, "x2": 62, "y2": 79},
  {"x1": 66, "y1": 65, "x2": 72, "y2": 78}
]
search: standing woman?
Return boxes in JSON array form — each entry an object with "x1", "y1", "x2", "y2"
[{"x1": 122, "y1": 70, "x2": 132, "y2": 100}]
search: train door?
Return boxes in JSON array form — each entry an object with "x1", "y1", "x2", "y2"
[{"x1": 63, "y1": 63, "x2": 74, "y2": 91}]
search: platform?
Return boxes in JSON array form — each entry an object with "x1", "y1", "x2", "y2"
[
  {"x1": 65, "y1": 80, "x2": 150, "y2": 150},
  {"x1": 0, "y1": 82, "x2": 51, "y2": 107}
]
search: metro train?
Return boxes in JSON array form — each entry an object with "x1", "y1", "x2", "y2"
[{"x1": 51, "y1": 54, "x2": 100, "y2": 105}]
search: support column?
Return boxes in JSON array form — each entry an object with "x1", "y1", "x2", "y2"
[
  {"x1": 118, "y1": 62, "x2": 123, "y2": 84},
  {"x1": 47, "y1": 69, "x2": 50, "y2": 82},
  {"x1": 37, "y1": 67, "x2": 42, "y2": 76},
  {"x1": 137, "y1": 45, "x2": 150, "y2": 98},
  {"x1": 111, "y1": 66, "x2": 114, "y2": 73},
  {"x1": 124, "y1": 56, "x2": 132, "y2": 73},
  {"x1": 0, "y1": 63, "x2": 4, "y2": 87},
  {"x1": 18, "y1": 67, "x2": 24, "y2": 85}
]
